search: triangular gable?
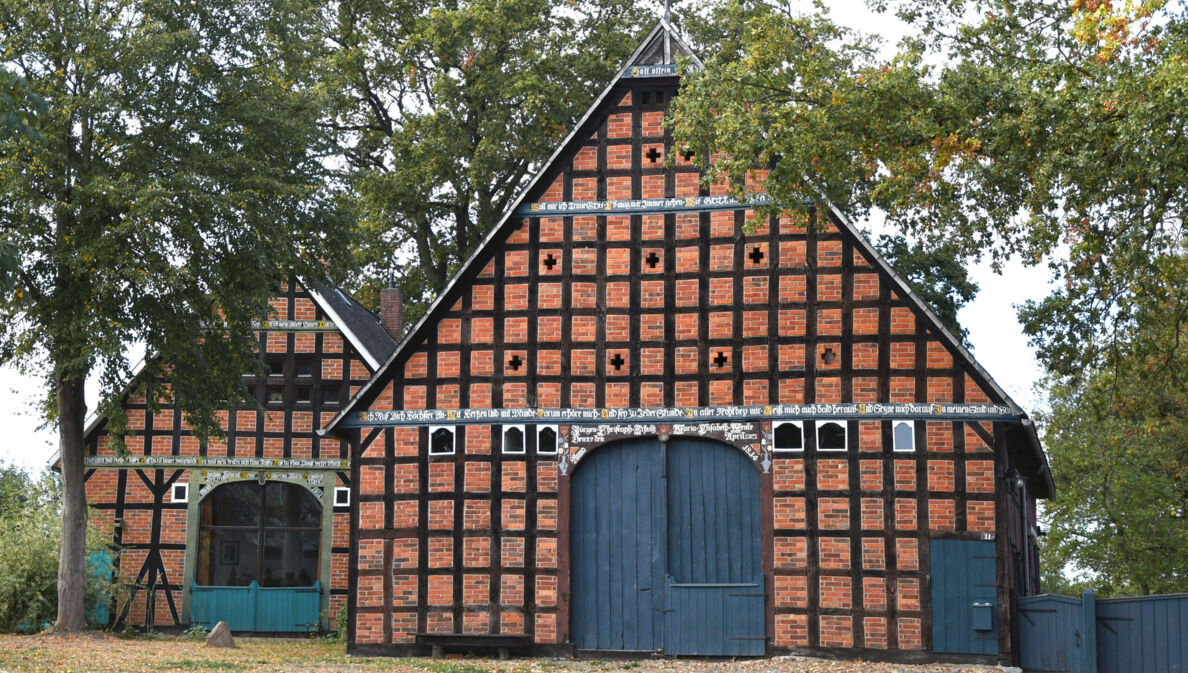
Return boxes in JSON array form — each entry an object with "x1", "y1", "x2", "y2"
[
  {"x1": 323, "y1": 21, "x2": 1052, "y2": 497},
  {"x1": 57, "y1": 278, "x2": 391, "y2": 465},
  {"x1": 324, "y1": 19, "x2": 697, "y2": 426}
]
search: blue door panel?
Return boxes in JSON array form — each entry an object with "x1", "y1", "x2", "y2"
[
  {"x1": 931, "y1": 539, "x2": 998, "y2": 655},
  {"x1": 571, "y1": 439, "x2": 665, "y2": 651}
]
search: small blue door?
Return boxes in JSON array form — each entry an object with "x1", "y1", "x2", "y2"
[
  {"x1": 571, "y1": 437, "x2": 765, "y2": 655},
  {"x1": 930, "y1": 539, "x2": 999, "y2": 655}
]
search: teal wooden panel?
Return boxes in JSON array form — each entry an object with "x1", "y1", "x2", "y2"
[
  {"x1": 1097, "y1": 593, "x2": 1188, "y2": 673},
  {"x1": 930, "y1": 539, "x2": 998, "y2": 655},
  {"x1": 664, "y1": 438, "x2": 764, "y2": 656},
  {"x1": 570, "y1": 438, "x2": 665, "y2": 651},
  {"x1": 87, "y1": 550, "x2": 114, "y2": 627},
  {"x1": 1018, "y1": 594, "x2": 1083, "y2": 673},
  {"x1": 190, "y1": 581, "x2": 321, "y2": 632}
]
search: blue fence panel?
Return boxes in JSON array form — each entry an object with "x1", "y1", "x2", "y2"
[
  {"x1": 1019, "y1": 594, "x2": 1084, "y2": 673},
  {"x1": 1096, "y1": 593, "x2": 1188, "y2": 673}
]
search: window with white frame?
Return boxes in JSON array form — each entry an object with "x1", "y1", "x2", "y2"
[
  {"x1": 334, "y1": 486, "x2": 351, "y2": 507},
  {"x1": 537, "y1": 425, "x2": 559, "y2": 454},
  {"x1": 171, "y1": 482, "x2": 189, "y2": 503},
  {"x1": 429, "y1": 426, "x2": 456, "y2": 455},
  {"x1": 817, "y1": 421, "x2": 848, "y2": 451},
  {"x1": 502, "y1": 425, "x2": 526, "y2": 454},
  {"x1": 773, "y1": 421, "x2": 804, "y2": 452},
  {"x1": 893, "y1": 420, "x2": 915, "y2": 452}
]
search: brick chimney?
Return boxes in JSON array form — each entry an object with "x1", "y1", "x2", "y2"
[{"x1": 380, "y1": 285, "x2": 403, "y2": 339}]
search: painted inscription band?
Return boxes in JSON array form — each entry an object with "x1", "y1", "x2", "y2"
[
  {"x1": 84, "y1": 455, "x2": 349, "y2": 470},
  {"x1": 515, "y1": 193, "x2": 773, "y2": 218},
  {"x1": 623, "y1": 63, "x2": 679, "y2": 78},
  {"x1": 343, "y1": 402, "x2": 1018, "y2": 429}
]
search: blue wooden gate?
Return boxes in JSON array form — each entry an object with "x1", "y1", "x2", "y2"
[
  {"x1": 190, "y1": 581, "x2": 322, "y2": 632},
  {"x1": 930, "y1": 539, "x2": 999, "y2": 655},
  {"x1": 570, "y1": 437, "x2": 765, "y2": 655},
  {"x1": 1019, "y1": 594, "x2": 1086, "y2": 673},
  {"x1": 1019, "y1": 591, "x2": 1188, "y2": 673}
]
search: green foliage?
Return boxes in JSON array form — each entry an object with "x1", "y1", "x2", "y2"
[
  {"x1": 0, "y1": 67, "x2": 46, "y2": 143},
  {"x1": 182, "y1": 624, "x2": 210, "y2": 641},
  {"x1": 1039, "y1": 345, "x2": 1188, "y2": 595},
  {"x1": 671, "y1": 0, "x2": 1188, "y2": 385},
  {"x1": 0, "y1": 465, "x2": 111, "y2": 632},
  {"x1": 0, "y1": 0, "x2": 352, "y2": 443},
  {"x1": 873, "y1": 235, "x2": 978, "y2": 345},
  {"x1": 320, "y1": 0, "x2": 656, "y2": 323}
]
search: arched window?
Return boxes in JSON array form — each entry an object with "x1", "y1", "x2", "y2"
[
  {"x1": 197, "y1": 481, "x2": 321, "y2": 587},
  {"x1": 774, "y1": 421, "x2": 804, "y2": 451},
  {"x1": 817, "y1": 421, "x2": 848, "y2": 451},
  {"x1": 893, "y1": 421, "x2": 915, "y2": 452}
]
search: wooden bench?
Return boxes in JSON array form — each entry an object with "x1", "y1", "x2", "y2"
[{"x1": 413, "y1": 633, "x2": 528, "y2": 660}]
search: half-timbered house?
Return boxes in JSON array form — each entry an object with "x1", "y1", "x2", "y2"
[
  {"x1": 75, "y1": 279, "x2": 399, "y2": 632},
  {"x1": 320, "y1": 21, "x2": 1054, "y2": 665}
]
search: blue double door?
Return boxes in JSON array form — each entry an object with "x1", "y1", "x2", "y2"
[{"x1": 570, "y1": 437, "x2": 766, "y2": 656}]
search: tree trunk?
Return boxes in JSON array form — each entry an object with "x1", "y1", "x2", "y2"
[{"x1": 55, "y1": 374, "x2": 88, "y2": 632}]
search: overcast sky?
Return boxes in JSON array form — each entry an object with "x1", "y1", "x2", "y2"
[{"x1": 0, "y1": 0, "x2": 1056, "y2": 473}]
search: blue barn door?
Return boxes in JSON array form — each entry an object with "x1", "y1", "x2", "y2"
[
  {"x1": 570, "y1": 437, "x2": 765, "y2": 655},
  {"x1": 930, "y1": 539, "x2": 999, "y2": 655}
]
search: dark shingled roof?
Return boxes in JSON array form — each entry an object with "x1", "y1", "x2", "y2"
[{"x1": 307, "y1": 280, "x2": 398, "y2": 369}]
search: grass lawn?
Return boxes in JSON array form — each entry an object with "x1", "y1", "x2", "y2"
[{"x1": 0, "y1": 632, "x2": 1003, "y2": 673}]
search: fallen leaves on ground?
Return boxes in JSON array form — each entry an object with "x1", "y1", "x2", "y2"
[{"x1": 0, "y1": 633, "x2": 1009, "y2": 673}]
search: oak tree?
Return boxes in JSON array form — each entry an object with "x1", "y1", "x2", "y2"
[
  {"x1": 0, "y1": 0, "x2": 348, "y2": 630},
  {"x1": 320, "y1": 0, "x2": 654, "y2": 323}
]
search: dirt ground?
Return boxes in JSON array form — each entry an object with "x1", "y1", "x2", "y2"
[{"x1": 0, "y1": 633, "x2": 1016, "y2": 673}]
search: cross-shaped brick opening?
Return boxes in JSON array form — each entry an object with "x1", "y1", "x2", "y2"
[
  {"x1": 645, "y1": 147, "x2": 662, "y2": 163},
  {"x1": 680, "y1": 148, "x2": 695, "y2": 161},
  {"x1": 821, "y1": 347, "x2": 836, "y2": 365},
  {"x1": 749, "y1": 246, "x2": 765, "y2": 265},
  {"x1": 609, "y1": 353, "x2": 625, "y2": 371},
  {"x1": 712, "y1": 351, "x2": 729, "y2": 368},
  {"x1": 542, "y1": 253, "x2": 558, "y2": 271},
  {"x1": 645, "y1": 251, "x2": 660, "y2": 268},
  {"x1": 508, "y1": 355, "x2": 523, "y2": 371}
]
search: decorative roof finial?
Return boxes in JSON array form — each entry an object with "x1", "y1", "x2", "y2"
[{"x1": 664, "y1": 0, "x2": 671, "y2": 23}]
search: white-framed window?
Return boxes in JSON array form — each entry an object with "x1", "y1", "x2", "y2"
[
  {"x1": 536, "y1": 425, "x2": 559, "y2": 454},
  {"x1": 429, "y1": 425, "x2": 456, "y2": 455},
  {"x1": 893, "y1": 420, "x2": 916, "y2": 452},
  {"x1": 171, "y1": 482, "x2": 189, "y2": 503},
  {"x1": 816, "y1": 421, "x2": 848, "y2": 452},
  {"x1": 502, "y1": 425, "x2": 526, "y2": 454},
  {"x1": 773, "y1": 421, "x2": 804, "y2": 452},
  {"x1": 334, "y1": 486, "x2": 351, "y2": 507}
]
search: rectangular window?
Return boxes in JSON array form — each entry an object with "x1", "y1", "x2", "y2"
[{"x1": 171, "y1": 482, "x2": 189, "y2": 503}]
